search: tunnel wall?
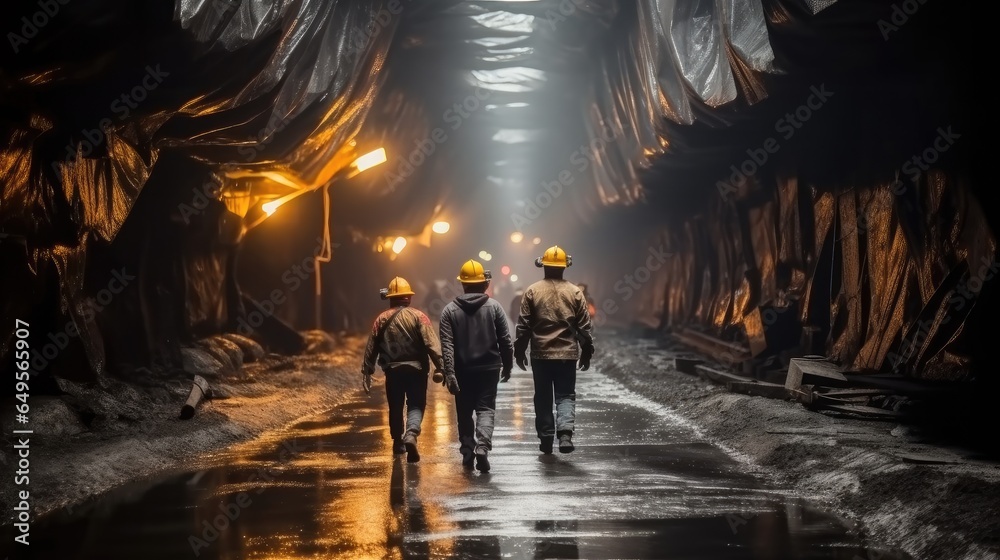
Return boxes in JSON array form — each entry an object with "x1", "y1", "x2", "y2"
[
  {"x1": 656, "y1": 168, "x2": 995, "y2": 381},
  {"x1": 0, "y1": 1, "x2": 400, "y2": 387}
]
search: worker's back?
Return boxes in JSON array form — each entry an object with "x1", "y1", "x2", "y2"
[{"x1": 516, "y1": 278, "x2": 592, "y2": 360}]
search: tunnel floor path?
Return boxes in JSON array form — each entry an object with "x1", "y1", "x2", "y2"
[{"x1": 23, "y1": 367, "x2": 908, "y2": 559}]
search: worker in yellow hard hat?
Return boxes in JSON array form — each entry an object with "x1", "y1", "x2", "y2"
[
  {"x1": 515, "y1": 245, "x2": 594, "y2": 455},
  {"x1": 438, "y1": 259, "x2": 514, "y2": 472},
  {"x1": 361, "y1": 276, "x2": 445, "y2": 463}
]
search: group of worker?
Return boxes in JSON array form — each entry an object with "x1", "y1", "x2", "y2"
[{"x1": 360, "y1": 245, "x2": 595, "y2": 472}]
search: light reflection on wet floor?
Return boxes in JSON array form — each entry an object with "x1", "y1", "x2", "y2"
[{"x1": 23, "y1": 369, "x2": 909, "y2": 559}]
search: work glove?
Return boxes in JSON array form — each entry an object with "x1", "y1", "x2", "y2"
[
  {"x1": 500, "y1": 367, "x2": 511, "y2": 383},
  {"x1": 514, "y1": 337, "x2": 529, "y2": 371},
  {"x1": 362, "y1": 373, "x2": 373, "y2": 395},
  {"x1": 578, "y1": 345, "x2": 594, "y2": 371},
  {"x1": 445, "y1": 374, "x2": 461, "y2": 395}
]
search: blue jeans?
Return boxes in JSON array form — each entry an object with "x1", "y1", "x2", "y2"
[
  {"x1": 455, "y1": 368, "x2": 499, "y2": 455},
  {"x1": 384, "y1": 366, "x2": 427, "y2": 440},
  {"x1": 531, "y1": 359, "x2": 576, "y2": 439}
]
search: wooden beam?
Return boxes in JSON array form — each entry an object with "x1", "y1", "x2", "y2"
[
  {"x1": 673, "y1": 356, "x2": 703, "y2": 375},
  {"x1": 695, "y1": 364, "x2": 750, "y2": 385},
  {"x1": 727, "y1": 381, "x2": 793, "y2": 400},
  {"x1": 817, "y1": 403, "x2": 904, "y2": 419},
  {"x1": 785, "y1": 357, "x2": 849, "y2": 391}
]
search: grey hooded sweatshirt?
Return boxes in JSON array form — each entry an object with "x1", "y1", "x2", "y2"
[{"x1": 439, "y1": 293, "x2": 514, "y2": 377}]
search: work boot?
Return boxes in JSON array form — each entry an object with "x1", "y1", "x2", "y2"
[
  {"x1": 393, "y1": 438, "x2": 406, "y2": 455},
  {"x1": 474, "y1": 447, "x2": 490, "y2": 472},
  {"x1": 558, "y1": 434, "x2": 574, "y2": 454},
  {"x1": 539, "y1": 436, "x2": 553, "y2": 455},
  {"x1": 403, "y1": 432, "x2": 420, "y2": 463},
  {"x1": 461, "y1": 449, "x2": 475, "y2": 470}
]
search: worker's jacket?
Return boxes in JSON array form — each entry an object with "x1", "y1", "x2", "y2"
[
  {"x1": 439, "y1": 293, "x2": 513, "y2": 377},
  {"x1": 362, "y1": 306, "x2": 444, "y2": 376},
  {"x1": 515, "y1": 278, "x2": 594, "y2": 360}
]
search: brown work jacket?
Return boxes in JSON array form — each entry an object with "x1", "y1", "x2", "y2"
[
  {"x1": 515, "y1": 278, "x2": 594, "y2": 360},
  {"x1": 362, "y1": 306, "x2": 444, "y2": 375}
]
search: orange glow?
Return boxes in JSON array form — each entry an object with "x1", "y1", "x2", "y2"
[
  {"x1": 392, "y1": 237, "x2": 407, "y2": 254},
  {"x1": 353, "y1": 147, "x2": 387, "y2": 172}
]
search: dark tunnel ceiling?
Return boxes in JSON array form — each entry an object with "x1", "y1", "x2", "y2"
[
  {"x1": 347, "y1": 0, "x2": 795, "y2": 241},
  {"x1": 1, "y1": 0, "x2": 859, "y2": 248}
]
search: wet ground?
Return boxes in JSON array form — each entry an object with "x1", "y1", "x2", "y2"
[{"x1": 15, "y1": 368, "x2": 909, "y2": 559}]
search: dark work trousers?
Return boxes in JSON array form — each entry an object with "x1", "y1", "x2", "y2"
[
  {"x1": 531, "y1": 359, "x2": 577, "y2": 440},
  {"x1": 455, "y1": 368, "x2": 500, "y2": 455},
  {"x1": 384, "y1": 366, "x2": 428, "y2": 441}
]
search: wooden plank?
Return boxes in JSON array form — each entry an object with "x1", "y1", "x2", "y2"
[
  {"x1": 681, "y1": 328, "x2": 752, "y2": 357},
  {"x1": 897, "y1": 452, "x2": 964, "y2": 465},
  {"x1": 785, "y1": 357, "x2": 850, "y2": 391},
  {"x1": 790, "y1": 389, "x2": 814, "y2": 405},
  {"x1": 815, "y1": 388, "x2": 891, "y2": 398},
  {"x1": 726, "y1": 381, "x2": 793, "y2": 400},
  {"x1": 814, "y1": 394, "x2": 873, "y2": 406},
  {"x1": 673, "y1": 332, "x2": 751, "y2": 366},
  {"x1": 817, "y1": 403, "x2": 904, "y2": 419},
  {"x1": 695, "y1": 364, "x2": 750, "y2": 385}
]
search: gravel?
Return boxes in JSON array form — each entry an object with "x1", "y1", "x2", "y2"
[
  {"x1": 0, "y1": 334, "x2": 367, "y2": 523},
  {"x1": 596, "y1": 328, "x2": 1000, "y2": 560},
  {"x1": 5, "y1": 328, "x2": 998, "y2": 560}
]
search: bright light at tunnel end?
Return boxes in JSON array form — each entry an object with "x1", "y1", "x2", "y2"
[{"x1": 432, "y1": 221, "x2": 450, "y2": 234}]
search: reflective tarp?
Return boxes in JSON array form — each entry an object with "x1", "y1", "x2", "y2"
[
  {"x1": 637, "y1": 0, "x2": 987, "y2": 381},
  {"x1": 1, "y1": 0, "x2": 400, "y2": 379}
]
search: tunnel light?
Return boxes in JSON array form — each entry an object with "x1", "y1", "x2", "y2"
[
  {"x1": 532, "y1": 237, "x2": 541, "y2": 245},
  {"x1": 501, "y1": 265, "x2": 510, "y2": 275},
  {"x1": 392, "y1": 237, "x2": 407, "y2": 254},
  {"x1": 478, "y1": 250, "x2": 492, "y2": 261},
  {"x1": 510, "y1": 231, "x2": 523, "y2": 243},
  {"x1": 353, "y1": 148, "x2": 387, "y2": 172},
  {"x1": 432, "y1": 221, "x2": 451, "y2": 234},
  {"x1": 262, "y1": 199, "x2": 282, "y2": 216},
  {"x1": 510, "y1": 274, "x2": 518, "y2": 282}
]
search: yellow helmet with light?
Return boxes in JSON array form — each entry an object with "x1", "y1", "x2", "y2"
[
  {"x1": 379, "y1": 276, "x2": 415, "y2": 299},
  {"x1": 535, "y1": 245, "x2": 572, "y2": 268},
  {"x1": 457, "y1": 259, "x2": 492, "y2": 283}
]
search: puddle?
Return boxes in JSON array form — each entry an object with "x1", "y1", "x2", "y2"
[{"x1": 12, "y1": 371, "x2": 909, "y2": 560}]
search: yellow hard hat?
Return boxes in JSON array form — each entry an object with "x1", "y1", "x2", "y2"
[
  {"x1": 535, "y1": 245, "x2": 572, "y2": 268},
  {"x1": 380, "y1": 276, "x2": 415, "y2": 299},
  {"x1": 457, "y1": 259, "x2": 492, "y2": 283}
]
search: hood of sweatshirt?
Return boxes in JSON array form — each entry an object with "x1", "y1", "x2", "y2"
[{"x1": 454, "y1": 293, "x2": 489, "y2": 314}]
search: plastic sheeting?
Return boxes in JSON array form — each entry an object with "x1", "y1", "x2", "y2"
[
  {"x1": 656, "y1": 172, "x2": 993, "y2": 381},
  {"x1": 629, "y1": 0, "x2": 988, "y2": 382},
  {"x1": 570, "y1": 0, "x2": 794, "y2": 209},
  {"x1": 1, "y1": 0, "x2": 400, "y2": 379}
]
